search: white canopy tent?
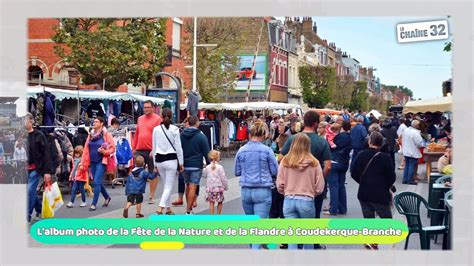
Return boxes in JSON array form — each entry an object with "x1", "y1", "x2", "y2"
[
  {"x1": 368, "y1": 109, "x2": 382, "y2": 119},
  {"x1": 403, "y1": 96, "x2": 452, "y2": 114},
  {"x1": 26, "y1": 86, "x2": 165, "y2": 105},
  {"x1": 180, "y1": 101, "x2": 301, "y2": 111}
]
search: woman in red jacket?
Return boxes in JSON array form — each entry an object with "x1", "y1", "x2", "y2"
[{"x1": 81, "y1": 117, "x2": 115, "y2": 211}]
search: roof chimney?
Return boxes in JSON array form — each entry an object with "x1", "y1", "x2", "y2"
[{"x1": 312, "y1": 22, "x2": 317, "y2": 34}]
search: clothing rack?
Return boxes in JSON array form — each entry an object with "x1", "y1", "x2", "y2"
[{"x1": 111, "y1": 126, "x2": 133, "y2": 188}]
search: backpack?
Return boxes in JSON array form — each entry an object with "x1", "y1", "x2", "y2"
[{"x1": 116, "y1": 138, "x2": 133, "y2": 165}]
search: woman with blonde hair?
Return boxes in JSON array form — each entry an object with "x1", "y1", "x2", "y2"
[
  {"x1": 235, "y1": 120, "x2": 278, "y2": 249},
  {"x1": 276, "y1": 133, "x2": 325, "y2": 250}
]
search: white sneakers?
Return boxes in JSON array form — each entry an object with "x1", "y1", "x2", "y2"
[{"x1": 67, "y1": 202, "x2": 87, "y2": 208}]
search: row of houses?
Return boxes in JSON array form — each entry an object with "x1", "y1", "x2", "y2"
[{"x1": 27, "y1": 17, "x2": 411, "y2": 105}]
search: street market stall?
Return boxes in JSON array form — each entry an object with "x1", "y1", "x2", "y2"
[
  {"x1": 180, "y1": 101, "x2": 302, "y2": 156},
  {"x1": 180, "y1": 101, "x2": 300, "y2": 111},
  {"x1": 25, "y1": 85, "x2": 168, "y2": 190},
  {"x1": 402, "y1": 96, "x2": 452, "y2": 114},
  {"x1": 27, "y1": 86, "x2": 165, "y2": 105},
  {"x1": 27, "y1": 85, "x2": 166, "y2": 126}
]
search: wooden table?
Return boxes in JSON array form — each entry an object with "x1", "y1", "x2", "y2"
[{"x1": 423, "y1": 150, "x2": 445, "y2": 182}]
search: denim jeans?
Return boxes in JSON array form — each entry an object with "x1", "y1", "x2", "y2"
[
  {"x1": 70, "y1": 180, "x2": 86, "y2": 203},
  {"x1": 178, "y1": 173, "x2": 200, "y2": 196},
  {"x1": 328, "y1": 162, "x2": 348, "y2": 214},
  {"x1": 283, "y1": 196, "x2": 315, "y2": 250},
  {"x1": 241, "y1": 187, "x2": 272, "y2": 249},
  {"x1": 403, "y1": 156, "x2": 418, "y2": 183},
  {"x1": 27, "y1": 170, "x2": 42, "y2": 221},
  {"x1": 90, "y1": 162, "x2": 110, "y2": 206},
  {"x1": 182, "y1": 169, "x2": 203, "y2": 185}
]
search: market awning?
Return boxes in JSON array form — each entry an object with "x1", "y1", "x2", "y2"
[
  {"x1": 26, "y1": 86, "x2": 165, "y2": 105},
  {"x1": 310, "y1": 108, "x2": 342, "y2": 115},
  {"x1": 402, "y1": 96, "x2": 452, "y2": 114},
  {"x1": 180, "y1": 101, "x2": 301, "y2": 111}
]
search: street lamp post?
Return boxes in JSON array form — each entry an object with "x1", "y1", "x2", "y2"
[
  {"x1": 191, "y1": 17, "x2": 217, "y2": 93},
  {"x1": 192, "y1": 17, "x2": 197, "y2": 92}
]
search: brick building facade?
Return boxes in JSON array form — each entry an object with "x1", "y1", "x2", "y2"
[{"x1": 27, "y1": 18, "x2": 192, "y2": 101}]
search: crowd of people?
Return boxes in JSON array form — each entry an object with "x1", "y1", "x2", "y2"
[
  {"x1": 25, "y1": 100, "x2": 452, "y2": 250},
  {"x1": 0, "y1": 128, "x2": 28, "y2": 184}
]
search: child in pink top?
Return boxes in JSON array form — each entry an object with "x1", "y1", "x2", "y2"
[
  {"x1": 326, "y1": 123, "x2": 341, "y2": 149},
  {"x1": 203, "y1": 150, "x2": 229, "y2": 214}
]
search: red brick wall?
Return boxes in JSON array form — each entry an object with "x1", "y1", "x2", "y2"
[
  {"x1": 28, "y1": 42, "x2": 63, "y2": 79},
  {"x1": 28, "y1": 19, "x2": 59, "y2": 39}
]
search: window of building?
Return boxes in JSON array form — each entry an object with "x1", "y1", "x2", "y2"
[
  {"x1": 279, "y1": 62, "x2": 282, "y2": 85},
  {"x1": 28, "y1": 66, "x2": 43, "y2": 81},
  {"x1": 68, "y1": 70, "x2": 80, "y2": 85},
  {"x1": 275, "y1": 64, "x2": 279, "y2": 85},
  {"x1": 289, "y1": 67, "x2": 293, "y2": 87},
  {"x1": 58, "y1": 67, "x2": 69, "y2": 85},
  {"x1": 172, "y1": 17, "x2": 182, "y2": 57}
]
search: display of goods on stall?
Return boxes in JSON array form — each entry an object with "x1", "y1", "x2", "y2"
[{"x1": 427, "y1": 142, "x2": 446, "y2": 152}]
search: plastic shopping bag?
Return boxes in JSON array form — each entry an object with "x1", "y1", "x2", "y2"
[
  {"x1": 50, "y1": 182, "x2": 64, "y2": 212},
  {"x1": 41, "y1": 190, "x2": 54, "y2": 218},
  {"x1": 41, "y1": 182, "x2": 64, "y2": 218}
]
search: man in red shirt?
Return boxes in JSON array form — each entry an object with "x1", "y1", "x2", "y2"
[{"x1": 132, "y1": 100, "x2": 162, "y2": 204}]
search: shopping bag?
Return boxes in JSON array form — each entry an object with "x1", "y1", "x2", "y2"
[
  {"x1": 41, "y1": 190, "x2": 54, "y2": 218},
  {"x1": 41, "y1": 182, "x2": 64, "y2": 218},
  {"x1": 50, "y1": 181, "x2": 64, "y2": 212}
]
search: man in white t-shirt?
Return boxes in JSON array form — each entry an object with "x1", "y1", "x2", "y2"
[
  {"x1": 401, "y1": 120, "x2": 425, "y2": 185},
  {"x1": 396, "y1": 117, "x2": 408, "y2": 170}
]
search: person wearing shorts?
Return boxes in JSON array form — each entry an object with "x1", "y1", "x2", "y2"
[{"x1": 180, "y1": 116, "x2": 210, "y2": 214}]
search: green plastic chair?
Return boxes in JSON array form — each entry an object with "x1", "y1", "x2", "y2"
[
  {"x1": 444, "y1": 190, "x2": 453, "y2": 201},
  {"x1": 394, "y1": 191, "x2": 449, "y2": 250},
  {"x1": 434, "y1": 175, "x2": 452, "y2": 184}
]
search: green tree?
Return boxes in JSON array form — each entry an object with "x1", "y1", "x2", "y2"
[
  {"x1": 368, "y1": 95, "x2": 386, "y2": 112},
  {"x1": 52, "y1": 18, "x2": 168, "y2": 91},
  {"x1": 349, "y1": 81, "x2": 369, "y2": 111},
  {"x1": 443, "y1": 41, "x2": 451, "y2": 52},
  {"x1": 299, "y1": 65, "x2": 337, "y2": 108},
  {"x1": 385, "y1": 100, "x2": 393, "y2": 113},
  {"x1": 384, "y1": 84, "x2": 413, "y2": 98},
  {"x1": 399, "y1": 86, "x2": 413, "y2": 98},
  {"x1": 184, "y1": 18, "x2": 246, "y2": 103},
  {"x1": 332, "y1": 75, "x2": 354, "y2": 109}
]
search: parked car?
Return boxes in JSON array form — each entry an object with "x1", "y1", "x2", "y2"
[{"x1": 236, "y1": 67, "x2": 257, "y2": 80}]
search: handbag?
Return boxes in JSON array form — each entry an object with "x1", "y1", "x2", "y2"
[
  {"x1": 360, "y1": 152, "x2": 381, "y2": 180},
  {"x1": 160, "y1": 125, "x2": 180, "y2": 171}
]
